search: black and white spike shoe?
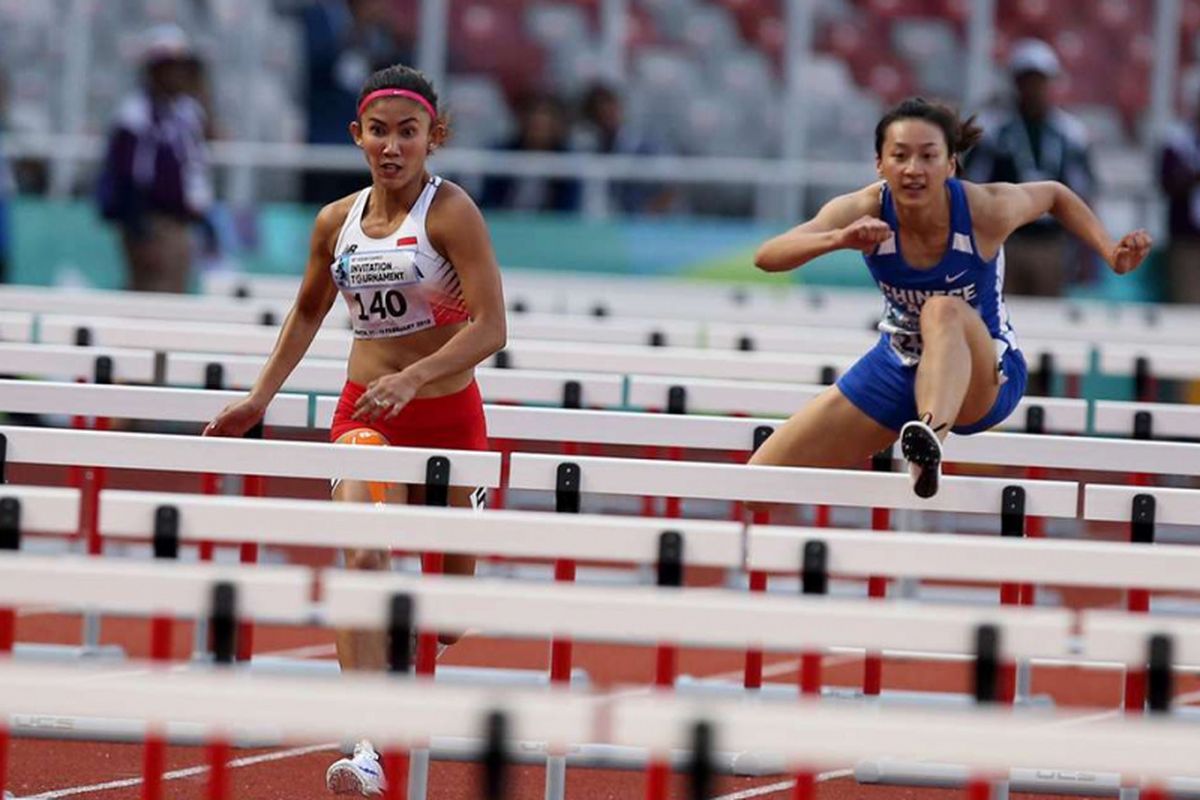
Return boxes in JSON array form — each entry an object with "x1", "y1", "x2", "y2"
[{"x1": 900, "y1": 414, "x2": 944, "y2": 499}]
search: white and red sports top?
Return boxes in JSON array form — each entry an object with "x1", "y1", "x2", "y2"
[{"x1": 330, "y1": 176, "x2": 469, "y2": 339}]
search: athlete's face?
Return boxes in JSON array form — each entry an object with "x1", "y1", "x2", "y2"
[
  {"x1": 350, "y1": 96, "x2": 446, "y2": 187},
  {"x1": 876, "y1": 119, "x2": 956, "y2": 208}
]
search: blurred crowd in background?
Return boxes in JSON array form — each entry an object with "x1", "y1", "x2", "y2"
[{"x1": 1, "y1": 0, "x2": 1199, "y2": 301}]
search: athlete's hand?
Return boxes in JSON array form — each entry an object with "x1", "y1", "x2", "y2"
[
  {"x1": 837, "y1": 216, "x2": 892, "y2": 254},
  {"x1": 1108, "y1": 230, "x2": 1152, "y2": 275},
  {"x1": 204, "y1": 396, "x2": 267, "y2": 438},
  {"x1": 353, "y1": 370, "x2": 422, "y2": 422}
]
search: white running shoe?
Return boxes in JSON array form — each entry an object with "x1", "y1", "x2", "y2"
[{"x1": 326, "y1": 740, "x2": 386, "y2": 796}]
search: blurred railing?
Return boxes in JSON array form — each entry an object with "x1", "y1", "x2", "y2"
[{"x1": 2, "y1": 132, "x2": 1160, "y2": 231}]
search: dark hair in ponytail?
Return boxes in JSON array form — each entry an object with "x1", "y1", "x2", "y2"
[{"x1": 874, "y1": 97, "x2": 983, "y2": 169}]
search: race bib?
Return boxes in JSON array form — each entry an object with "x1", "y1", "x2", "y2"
[
  {"x1": 333, "y1": 250, "x2": 422, "y2": 289},
  {"x1": 333, "y1": 250, "x2": 434, "y2": 338}
]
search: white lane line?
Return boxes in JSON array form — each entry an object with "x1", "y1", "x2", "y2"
[
  {"x1": 710, "y1": 769, "x2": 855, "y2": 800},
  {"x1": 21, "y1": 742, "x2": 339, "y2": 799}
]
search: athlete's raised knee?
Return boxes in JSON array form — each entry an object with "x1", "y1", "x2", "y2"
[{"x1": 920, "y1": 295, "x2": 970, "y2": 332}]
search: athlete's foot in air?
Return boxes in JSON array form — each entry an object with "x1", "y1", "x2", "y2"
[{"x1": 900, "y1": 413, "x2": 946, "y2": 499}]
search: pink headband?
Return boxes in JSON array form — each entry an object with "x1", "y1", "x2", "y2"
[{"x1": 357, "y1": 88, "x2": 438, "y2": 122}]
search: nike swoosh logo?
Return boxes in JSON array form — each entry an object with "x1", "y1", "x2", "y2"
[{"x1": 945, "y1": 270, "x2": 968, "y2": 283}]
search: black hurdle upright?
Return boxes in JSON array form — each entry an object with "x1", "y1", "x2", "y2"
[
  {"x1": 743, "y1": 424, "x2": 775, "y2": 691},
  {"x1": 1124, "y1": 494, "x2": 1157, "y2": 715},
  {"x1": 380, "y1": 593, "x2": 415, "y2": 797},
  {"x1": 644, "y1": 530, "x2": 685, "y2": 800},
  {"x1": 964, "y1": 624, "x2": 1003, "y2": 800},
  {"x1": 414, "y1": 456, "x2": 451, "y2": 677},
  {"x1": 0, "y1": 493, "x2": 18, "y2": 657}
]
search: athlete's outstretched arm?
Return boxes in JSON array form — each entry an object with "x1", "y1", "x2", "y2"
[
  {"x1": 754, "y1": 185, "x2": 885, "y2": 272},
  {"x1": 357, "y1": 184, "x2": 506, "y2": 419},
  {"x1": 205, "y1": 203, "x2": 341, "y2": 436},
  {"x1": 971, "y1": 181, "x2": 1152, "y2": 275}
]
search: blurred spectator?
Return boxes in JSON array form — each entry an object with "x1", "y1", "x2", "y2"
[
  {"x1": 1158, "y1": 103, "x2": 1200, "y2": 304},
  {"x1": 302, "y1": 0, "x2": 410, "y2": 203},
  {"x1": 964, "y1": 39, "x2": 1095, "y2": 297},
  {"x1": 96, "y1": 24, "x2": 213, "y2": 293},
  {"x1": 0, "y1": 69, "x2": 12, "y2": 284},
  {"x1": 481, "y1": 92, "x2": 580, "y2": 213},
  {"x1": 574, "y1": 82, "x2": 675, "y2": 215}
]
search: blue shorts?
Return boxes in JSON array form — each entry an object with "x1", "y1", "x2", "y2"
[{"x1": 836, "y1": 335, "x2": 1027, "y2": 435}]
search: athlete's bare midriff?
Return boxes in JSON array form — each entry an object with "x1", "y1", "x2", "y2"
[{"x1": 346, "y1": 320, "x2": 473, "y2": 396}]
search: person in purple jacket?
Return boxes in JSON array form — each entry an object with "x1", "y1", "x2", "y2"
[
  {"x1": 751, "y1": 97, "x2": 1150, "y2": 498},
  {"x1": 97, "y1": 25, "x2": 213, "y2": 293}
]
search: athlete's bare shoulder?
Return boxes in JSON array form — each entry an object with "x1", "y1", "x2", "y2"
[
  {"x1": 427, "y1": 179, "x2": 485, "y2": 237},
  {"x1": 316, "y1": 191, "x2": 360, "y2": 231},
  {"x1": 844, "y1": 181, "x2": 885, "y2": 218},
  {"x1": 428, "y1": 178, "x2": 478, "y2": 216},
  {"x1": 310, "y1": 191, "x2": 361, "y2": 253}
]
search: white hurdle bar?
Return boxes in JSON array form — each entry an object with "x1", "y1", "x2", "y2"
[
  {"x1": 0, "y1": 380, "x2": 310, "y2": 427},
  {"x1": 0, "y1": 343, "x2": 157, "y2": 382},
  {"x1": 34, "y1": 311, "x2": 1107, "y2": 376},
  {"x1": 507, "y1": 453, "x2": 1079, "y2": 517},
  {"x1": 95, "y1": 488, "x2": 1200, "y2": 601},
  {"x1": 0, "y1": 285, "x2": 297, "y2": 326},
  {"x1": 488, "y1": 340, "x2": 854, "y2": 383},
  {"x1": 1095, "y1": 401, "x2": 1200, "y2": 439},
  {"x1": 98, "y1": 490, "x2": 744, "y2": 569},
  {"x1": 480, "y1": 406, "x2": 1200, "y2": 475},
  {"x1": 38, "y1": 314, "x2": 354, "y2": 360},
  {"x1": 0, "y1": 661, "x2": 590, "y2": 750},
  {"x1": 1084, "y1": 485, "x2": 1200, "y2": 528},
  {"x1": 748, "y1": 526, "x2": 1200, "y2": 593},
  {"x1": 1101, "y1": 343, "x2": 1199, "y2": 382},
  {"x1": 1082, "y1": 610, "x2": 1200, "y2": 668},
  {"x1": 322, "y1": 572, "x2": 1072, "y2": 661},
  {"x1": 6, "y1": 658, "x2": 1200, "y2": 781},
  {"x1": 0, "y1": 311, "x2": 33, "y2": 342},
  {"x1": 0, "y1": 486, "x2": 80, "y2": 537},
  {"x1": 611, "y1": 692, "x2": 1200, "y2": 783},
  {"x1": 0, "y1": 426, "x2": 500, "y2": 487},
  {"x1": 625, "y1": 374, "x2": 1090, "y2": 431},
  {"x1": 0, "y1": 553, "x2": 311, "y2": 624}
]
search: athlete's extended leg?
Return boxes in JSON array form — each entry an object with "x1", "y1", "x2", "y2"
[
  {"x1": 748, "y1": 386, "x2": 897, "y2": 510},
  {"x1": 407, "y1": 483, "x2": 482, "y2": 645},
  {"x1": 332, "y1": 429, "x2": 405, "y2": 673},
  {"x1": 902, "y1": 296, "x2": 1003, "y2": 497}
]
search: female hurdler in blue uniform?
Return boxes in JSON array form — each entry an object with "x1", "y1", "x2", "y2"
[{"x1": 752, "y1": 98, "x2": 1151, "y2": 497}]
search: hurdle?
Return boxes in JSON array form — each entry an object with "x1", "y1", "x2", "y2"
[
  {"x1": 37, "y1": 314, "x2": 355, "y2": 360},
  {"x1": 0, "y1": 380, "x2": 310, "y2": 428},
  {"x1": 0, "y1": 549, "x2": 1075, "y2": 800},
  {"x1": 325, "y1": 569, "x2": 1072, "y2": 798},
  {"x1": 0, "y1": 312, "x2": 32, "y2": 343},
  {"x1": 0, "y1": 285, "x2": 296, "y2": 326},
  {"x1": 0, "y1": 424, "x2": 499, "y2": 665},
  {"x1": 7, "y1": 658, "x2": 1200, "y2": 798},
  {"x1": 0, "y1": 343, "x2": 156, "y2": 383},
  {"x1": 1094, "y1": 400, "x2": 1200, "y2": 440},
  {"x1": 626, "y1": 373, "x2": 1090, "y2": 429}
]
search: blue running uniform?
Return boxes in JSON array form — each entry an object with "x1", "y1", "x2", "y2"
[{"x1": 836, "y1": 178, "x2": 1027, "y2": 434}]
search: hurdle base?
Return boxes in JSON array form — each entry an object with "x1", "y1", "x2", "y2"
[
  {"x1": 675, "y1": 677, "x2": 1053, "y2": 712},
  {"x1": 241, "y1": 656, "x2": 592, "y2": 688},
  {"x1": 854, "y1": 759, "x2": 1200, "y2": 798},
  {"x1": 13, "y1": 642, "x2": 126, "y2": 663}
]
